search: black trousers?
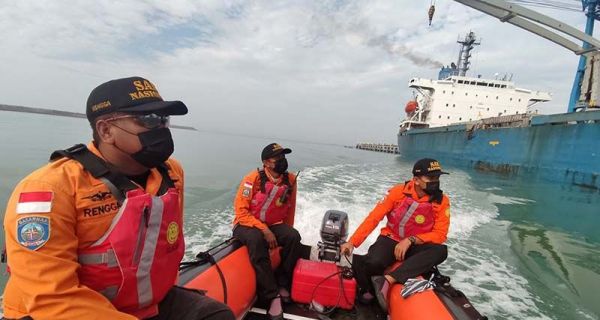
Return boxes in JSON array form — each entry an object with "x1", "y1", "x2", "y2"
[
  {"x1": 149, "y1": 286, "x2": 235, "y2": 320},
  {"x1": 353, "y1": 235, "x2": 448, "y2": 294},
  {"x1": 233, "y1": 224, "x2": 302, "y2": 302}
]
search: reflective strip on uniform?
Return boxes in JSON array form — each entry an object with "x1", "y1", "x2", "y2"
[
  {"x1": 136, "y1": 197, "x2": 164, "y2": 308},
  {"x1": 78, "y1": 249, "x2": 118, "y2": 268},
  {"x1": 92, "y1": 198, "x2": 128, "y2": 246},
  {"x1": 100, "y1": 285, "x2": 119, "y2": 300},
  {"x1": 398, "y1": 201, "x2": 420, "y2": 238},
  {"x1": 259, "y1": 186, "x2": 280, "y2": 222}
]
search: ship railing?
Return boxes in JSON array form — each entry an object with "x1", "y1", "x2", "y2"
[{"x1": 472, "y1": 113, "x2": 532, "y2": 128}]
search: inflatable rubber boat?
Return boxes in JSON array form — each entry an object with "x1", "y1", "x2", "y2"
[{"x1": 178, "y1": 211, "x2": 487, "y2": 320}]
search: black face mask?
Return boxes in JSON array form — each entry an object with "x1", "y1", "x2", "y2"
[
  {"x1": 130, "y1": 128, "x2": 174, "y2": 168},
  {"x1": 273, "y1": 158, "x2": 288, "y2": 174},
  {"x1": 423, "y1": 180, "x2": 441, "y2": 195}
]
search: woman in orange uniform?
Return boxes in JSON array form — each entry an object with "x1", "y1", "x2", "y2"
[{"x1": 340, "y1": 158, "x2": 450, "y2": 311}]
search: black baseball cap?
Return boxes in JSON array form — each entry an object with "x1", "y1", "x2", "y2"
[
  {"x1": 261, "y1": 143, "x2": 292, "y2": 160},
  {"x1": 86, "y1": 76, "x2": 188, "y2": 122},
  {"x1": 412, "y1": 158, "x2": 449, "y2": 177}
]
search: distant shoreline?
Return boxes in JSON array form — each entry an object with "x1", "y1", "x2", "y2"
[{"x1": 0, "y1": 104, "x2": 197, "y2": 131}]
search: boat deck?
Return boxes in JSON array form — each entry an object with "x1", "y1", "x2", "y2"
[{"x1": 245, "y1": 301, "x2": 385, "y2": 320}]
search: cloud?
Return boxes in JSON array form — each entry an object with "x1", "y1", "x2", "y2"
[{"x1": 0, "y1": 0, "x2": 590, "y2": 144}]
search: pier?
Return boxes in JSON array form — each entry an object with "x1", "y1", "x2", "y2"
[{"x1": 355, "y1": 143, "x2": 399, "y2": 154}]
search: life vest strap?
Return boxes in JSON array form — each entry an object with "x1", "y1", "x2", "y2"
[
  {"x1": 100, "y1": 285, "x2": 119, "y2": 300},
  {"x1": 78, "y1": 249, "x2": 118, "y2": 268},
  {"x1": 50, "y1": 144, "x2": 175, "y2": 204}
]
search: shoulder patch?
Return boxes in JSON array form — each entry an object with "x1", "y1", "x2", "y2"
[
  {"x1": 445, "y1": 208, "x2": 450, "y2": 217},
  {"x1": 17, "y1": 216, "x2": 51, "y2": 250},
  {"x1": 242, "y1": 182, "x2": 253, "y2": 198},
  {"x1": 16, "y1": 191, "x2": 53, "y2": 214}
]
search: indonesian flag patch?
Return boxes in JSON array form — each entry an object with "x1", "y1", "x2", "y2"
[{"x1": 16, "y1": 191, "x2": 53, "y2": 214}]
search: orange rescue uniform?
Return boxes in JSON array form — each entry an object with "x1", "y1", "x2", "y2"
[
  {"x1": 3, "y1": 142, "x2": 184, "y2": 320},
  {"x1": 348, "y1": 180, "x2": 450, "y2": 248},
  {"x1": 233, "y1": 169, "x2": 297, "y2": 229}
]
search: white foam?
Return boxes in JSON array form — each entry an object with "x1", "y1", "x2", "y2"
[
  {"x1": 184, "y1": 208, "x2": 234, "y2": 259},
  {"x1": 446, "y1": 232, "x2": 551, "y2": 319}
]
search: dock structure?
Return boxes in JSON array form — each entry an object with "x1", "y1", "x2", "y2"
[{"x1": 355, "y1": 143, "x2": 399, "y2": 154}]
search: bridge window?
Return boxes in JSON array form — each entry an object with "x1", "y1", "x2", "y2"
[
  {"x1": 446, "y1": 103, "x2": 449, "y2": 107},
  {"x1": 439, "y1": 115, "x2": 442, "y2": 119}
]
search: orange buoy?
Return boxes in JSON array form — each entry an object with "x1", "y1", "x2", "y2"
[{"x1": 405, "y1": 100, "x2": 418, "y2": 114}]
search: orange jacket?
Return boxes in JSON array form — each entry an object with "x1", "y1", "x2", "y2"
[
  {"x1": 233, "y1": 169, "x2": 297, "y2": 230},
  {"x1": 348, "y1": 180, "x2": 450, "y2": 248},
  {"x1": 2, "y1": 143, "x2": 184, "y2": 320}
]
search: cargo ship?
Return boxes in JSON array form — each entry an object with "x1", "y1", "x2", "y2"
[{"x1": 398, "y1": 1, "x2": 600, "y2": 190}]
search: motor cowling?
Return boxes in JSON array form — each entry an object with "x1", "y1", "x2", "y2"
[{"x1": 318, "y1": 210, "x2": 349, "y2": 262}]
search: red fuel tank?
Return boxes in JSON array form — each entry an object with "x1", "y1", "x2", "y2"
[{"x1": 291, "y1": 259, "x2": 356, "y2": 310}]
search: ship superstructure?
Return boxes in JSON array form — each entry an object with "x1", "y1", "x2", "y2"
[{"x1": 401, "y1": 32, "x2": 551, "y2": 130}]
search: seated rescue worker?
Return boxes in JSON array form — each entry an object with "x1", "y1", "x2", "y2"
[
  {"x1": 3, "y1": 77, "x2": 234, "y2": 320},
  {"x1": 233, "y1": 143, "x2": 302, "y2": 320},
  {"x1": 340, "y1": 158, "x2": 450, "y2": 311}
]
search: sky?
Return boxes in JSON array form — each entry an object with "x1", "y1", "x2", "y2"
[{"x1": 0, "y1": 0, "x2": 589, "y2": 144}]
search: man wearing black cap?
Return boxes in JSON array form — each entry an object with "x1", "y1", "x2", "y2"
[
  {"x1": 3, "y1": 77, "x2": 234, "y2": 319},
  {"x1": 233, "y1": 143, "x2": 302, "y2": 320},
  {"x1": 340, "y1": 158, "x2": 451, "y2": 311}
]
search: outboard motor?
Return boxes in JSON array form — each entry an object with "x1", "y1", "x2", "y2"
[{"x1": 317, "y1": 210, "x2": 348, "y2": 262}]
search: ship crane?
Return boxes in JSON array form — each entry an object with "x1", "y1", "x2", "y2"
[{"x1": 452, "y1": 0, "x2": 600, "y2": 112}]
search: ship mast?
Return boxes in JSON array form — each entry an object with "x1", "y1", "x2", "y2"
[
  {"x1": 568, "y1": 0, "x2": 600, "y2": 112},
  {"x1": 456, "y1": 31, "x2": 481, "y2": 76}
]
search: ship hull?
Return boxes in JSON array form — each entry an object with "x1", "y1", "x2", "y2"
[{"x1": 398, "y1": 111, "x2": 600, "y2": 190}]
